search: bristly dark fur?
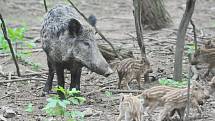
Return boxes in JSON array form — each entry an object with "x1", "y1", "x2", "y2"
[{"x1": 40, "y1": 4, "x2": 112, "y2": 98}]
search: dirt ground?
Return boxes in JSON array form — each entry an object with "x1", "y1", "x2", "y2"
[{"x1": 0, "y1": 0, "x2": 215, "y2": 121}]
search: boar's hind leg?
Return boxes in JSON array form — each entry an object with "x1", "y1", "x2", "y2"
[
  {"x1": 56, "y1": 64, "x2": 65, "y2": 99},
  {"x1": 43, "y1": 59, "x2": 55, "y2": 93},
  {"x1": 70, "y1": 67, "x2": 82, "y2": 91}
]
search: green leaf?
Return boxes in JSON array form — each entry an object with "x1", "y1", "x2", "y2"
[
  {"x1": 68, "y1": 88, "x2": 81, "y2": 95},
  {"x1": 58, "y1": 100, "x2": 70, "y2": 108},
  {"x1": 25, "y1": 103, "x2": 33, "y2": 113},
  {"x1": 70, "y1": 98, "x2": 80, "y2": 105},
  {"x1": 105, "y1": 91, "x2": 112, "y2": 97},
  {"x1": 158, "y1": 78, "x2": 187, "y2": 88},
  {"x1": 70, "y1": 111, "x2": 84, "y2": 119},
  {"x1": 74, "y1": 97, "x2": 86, "y2": 104},
  {"x1": 54, "y1": 86, "x2": 66, "y2": 94},
  {"x1": 44, "y1": 98, "x2": 58, "y2": 109}
]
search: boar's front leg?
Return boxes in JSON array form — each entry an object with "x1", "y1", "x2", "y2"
[
  {"x1": 56, "y1": 63, "x2": 65, "y2": 99},
  {"x1": 70, "y1": 67, "x2": 82, "y2": 91},
  {"x1": 43, "y1": 57, "x2": 55, "y2": 93}
]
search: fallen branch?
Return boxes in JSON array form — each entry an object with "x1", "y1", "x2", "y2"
[
  {"x1": 83, "y1": 86, "x2": 110, "y2": 96},
  {"x1": 0, "y1": 14, "x2": 21, "y2": 76},
  {"x1": 0, "y1": 71, "x2": 7, "y2": 78},
  {"x1": 0, "y1": 77, "x2": 46, "y2": 83},
  {"x1": 0, "y1": 71, "x2": 48, "y2": 80},
  {"x1": 23, "y1": 71, "x2": 48, "y2": 76},
  {"x1": 66, "y1": 0, "x2": 122, "y2": 60},
  {"x1": 98, "y1": 44, "x2": 133, "y2": 61},
  {"x1": 102, "y1": 89, "x2": 143, "y2": 93},
  {"x1": 0, "y1": 49, "x2": 43, "y2": 57},
  {"x1": 100, "y1": 80, "x2": 117, "y2": 87}
]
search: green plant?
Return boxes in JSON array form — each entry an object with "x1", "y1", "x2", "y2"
[
  {"x1": 185, "y1": 43, "x2": 195, "y2": 55},
  {"x1": 43, "y1": 87, "x2": 85, "y2": 121},
  {"x1": 0, "y1": 25, "x2": 41, "y2": 71},
  {"x1": 17, "y1": 54, "x2": 41, "y2": 71},
  {"x1": 25, "y1": 103, "x2": 33, "y2": 113},
  {"x1": 159, "y1": 78, "x2": 187, "y2": 88},
  {"x1": 105, "y1": 91, "x2": 112, "y2": 97},
  {"x1": 0, "y1": 26, "x2": 35, "y2": 52}
]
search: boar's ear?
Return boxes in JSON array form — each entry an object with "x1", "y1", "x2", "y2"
[
  {"x1": 88, "y1": 15, "x2": 97, "y2": 27},
  {"x1": 68, "y1": 19, "x2": 83, "y2": 36}
]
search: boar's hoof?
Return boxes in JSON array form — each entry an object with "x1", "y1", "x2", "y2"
[{"x1": 41, "y1": 90, "x2": 56, "y2": 97}]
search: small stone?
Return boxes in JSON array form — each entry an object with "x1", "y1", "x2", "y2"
[
  {"x1": 2, "y1": 106, "x2": 16, "y2": 118},
  {"x1": 83, "y1": 108, "x2": 94, "y2": 117}
]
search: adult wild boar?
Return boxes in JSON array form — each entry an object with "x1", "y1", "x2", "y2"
[{"x1": 41, "y1": 4, "x2": 113, "y2": 98}]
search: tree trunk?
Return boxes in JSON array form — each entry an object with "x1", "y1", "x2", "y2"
[
  {"x1": 173, "y1": 0, "x2": 196, "y2": 81},
  {"x1": 141, "y1": 0, "x2": 171, "y2": 30},
  {"x1": 133, "y1": 0, "x2": 150, "y2": 82}
]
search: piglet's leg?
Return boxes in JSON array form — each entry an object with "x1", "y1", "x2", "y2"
[{"x1": 117, "y1": 113, "x2": 124, "y2": 121}]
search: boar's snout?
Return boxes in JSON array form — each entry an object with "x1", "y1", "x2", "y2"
[
  {"x1": 91, "y1": 62, "x2": 113, "y2": 77},
  {"x1": 205, "y1": 95, "x2": 210, "y2": 99},
  {"x1": 88, "y1": 44, "x2": 114, "y2": 77},
  {"x1": 104, "y1": 67, "x2": 113, "y2": 77},
  {"x1": 198, "y1": 100, "x2": 204, "y2": 105}
]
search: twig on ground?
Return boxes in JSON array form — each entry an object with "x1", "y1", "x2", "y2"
[
  {"x1": 0, "y1": 72, "x2": 8, "y2": 78},
  {"x1": 15, "y1": 98, "x2": 41, "y2": 101},
  {"x1": 22, "y1": 71, "x2": 48, "y2": 76},
  {"x1": 0, "y1": 14, "x2": 21, "y2": 76},
  {"x1": 0, "y1": 49, "x2": 43, "y2": 57},
  {"x1": 0, "y1": 77, "x2": 46, "y2": 83},
  {"x1": 100, "y1": 80, "x2": 117, "y2": 87},
  {"x1": 102, "y1": 89, "x2": 143, "y2": 93},
  {"x1": 0, "y1": 71, "x2": 48, "y2": 80},
  {"x1": 83, "y1": 86, "x2": 111, "y2": 96}
]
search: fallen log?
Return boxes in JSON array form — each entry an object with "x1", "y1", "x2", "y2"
[{"x1": 98, "y1": 44, "x2": 133, "y2": 62}]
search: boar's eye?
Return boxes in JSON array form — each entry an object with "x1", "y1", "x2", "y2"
[{"x1": 83, "y1": 41, "x2": 90, "y2": 47}]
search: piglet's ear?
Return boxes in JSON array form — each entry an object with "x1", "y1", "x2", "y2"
[
  {"x1": 68, "y1": 19, "x2": 83, "y2": 36},
  {"x1": 120, "y1": 93, "x2": 124, "y2": 101}
]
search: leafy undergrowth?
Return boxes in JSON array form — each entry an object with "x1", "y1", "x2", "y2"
[
  {"x1": 0, "y1": 25, "x2": 42, "y2": 71},
  {"x1": 25, "y1": 87, "x2": 86, "y2": 121},
  {"x1": 159, "y1": 78, "x2": 188, "y2": 88}
]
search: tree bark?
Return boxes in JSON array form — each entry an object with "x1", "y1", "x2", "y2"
[
  {"x1": 173, "y1": 0, "x2": 196, "y2": 81},
  {"x1": 140, "y1": 0, "x2": 171, "y2": 30}
]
